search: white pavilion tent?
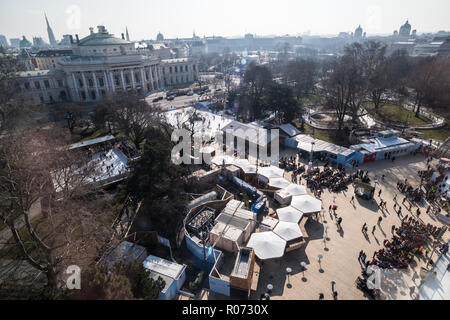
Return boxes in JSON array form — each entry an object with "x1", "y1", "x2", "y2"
[
  {"x1": 291, "y1": 195, "x2": 322, "y2": 214},
  {"x1": 273, "y1": 221, "x2": 303, "y2": 241},
  {"x1": 211, "y1": 155, "x2": 235, "y2": 166},
  {"x1": 268, "y1": 177, "x2": 291, "y2": 189},
  {"x1": 246, "y1": 232, "x2": 287, "y2": 260},
  {"x1": 276, "y1": 206, "x2": 304, "y2": 224},
  {"x1": 282, "y1": 184, "x2": 307, "y2": 196},
  {"x1": 257, "y1": 166, "x2": 284, "y2": 182}
]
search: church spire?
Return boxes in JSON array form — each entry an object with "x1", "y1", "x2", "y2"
[{"x1": 44, "y1": 12, "x2": 57, "y2": 46}]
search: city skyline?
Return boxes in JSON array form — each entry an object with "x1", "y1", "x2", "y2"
[{"x1": 1, "y1": 0, "x2": 450, "y2": 43}]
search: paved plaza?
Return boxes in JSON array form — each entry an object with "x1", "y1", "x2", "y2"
[{"x1": 249, "y1": 152, "x2": 449, "y2": 300}]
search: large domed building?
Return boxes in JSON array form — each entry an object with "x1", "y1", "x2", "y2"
[
  {"x1": 399, "y1": 20, "x2": 412, "y2": 38},
  {"x1": 14, "y1": 26, "x2": 198, "y2": 104}
]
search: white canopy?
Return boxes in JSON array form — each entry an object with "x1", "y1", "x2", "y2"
[
  {"x1": 291, "y1": 195, "x2": 322, "y2": 214},
  {"x1": 268, "y1": 177, "x2": 291, "y2": 189},
  {"x1": 233, "y1": 158, "x2": 258, "y2": 174},
  {"x1": 211, "y1": 155, "x2": 234, "y2": 166},
  {"x1": 273, "y1": 221, "x2": 303, "y2": 241},
  {"x1": 258, "y1": 166, "x2": 284, "y2": 179},
  {"x1": 276, "y1": 206, "x2": 304, "y2": 224},
  {"x1": 246, "y1": 232, "x2": 286, "y2": 260},
  {"x1": 282, "y1": 184, "x2": 307, "y2": 196}
]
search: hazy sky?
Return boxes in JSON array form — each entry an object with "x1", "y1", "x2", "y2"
[{"x1": 1, "y1": 0, "x2": 449, "y2": 42}]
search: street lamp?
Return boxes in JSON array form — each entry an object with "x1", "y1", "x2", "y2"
[
  {"x1": 267, "y1": 284, "x2": 273, "y2": 295},
  {"x1": 300, "y1": 262, "x2": 307, "y2": 277},
  {"x1": 310, "y1": 141, "x2": 315, "y2": 163},
  {"x1": 286, "y1": 267, "x2": 292, "y2": 287},
  {"x1": 318, "y1": 254, "x2": 323, "y2": 271}
]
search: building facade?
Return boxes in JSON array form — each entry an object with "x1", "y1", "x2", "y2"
[
  {"x1": 35, "y1": 49, "x2": 73, "y2": 70},
  {"x1": 12, "y1": 26, "x2": 198, "y2": 105}
]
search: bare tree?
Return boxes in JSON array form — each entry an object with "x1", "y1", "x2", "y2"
[
  {"x1": 322, "y1": 58, "x2": 352, "y2": 131},
  {"x1": 0, "y1": 128, "x2": 115, "y2": 289},
  {"x1": 407, "y1": 56, "x2": 447, "y2": 117},
  {"x1": 97, "y1": 91, "x2": 160, "y2": 149}
]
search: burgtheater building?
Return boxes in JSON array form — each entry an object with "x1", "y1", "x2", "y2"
[{"x1": 15, "y1": 26, "x2": 198, "y2": 105}]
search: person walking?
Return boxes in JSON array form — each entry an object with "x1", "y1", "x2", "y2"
[
  {"x1": 361, "y1": 252, "x2": 367, "y2": 264},
  {"x1": 391, "y1": 225, "x2": 396, "y2": 234},
  {"x1": 394, "y1": 203, "x2": 397, "y2": 211},
  {"x1": 351, "y1": 196, "x2": 355, "y2": 204},
  {"x1": 319, "y1": 293, "x2": 324, "y2": 300},
  {"x1": 378, "y1": 189, "x2": 382, "y2": 197},
  {"x1": 337, "y1": 217, "x2": 343, "y2": 229},
  {"x1": 402, "y1": 197, "x2": 407, "y2": 204},
  {"x1": 362, "y1": 223, "x2": 367, "y2": 232},
  {"x1": 358, "y1": 250, "x2": 364, "y2": 262},
  {"x1": 393, "y1": 194, "x2": 397, "y2": 203},
  {"x1": 372, "y1": 225, "x2": 376, "y2": 234},
  {"x1": 329, "y1": 205, "x2": 332, "y2": 213},
  {"x1": 398, "y1": 206, "x2": 402, "y2": 216},
  {"x1": 378, "y1": 216, "x2": 383, "y2": 225}
]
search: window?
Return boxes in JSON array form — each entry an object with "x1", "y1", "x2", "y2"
[
  {"x1": 125, "y1": 75, "x2": 130, "y2": 84},
  {"x1": 99, "y1": 78, "x2": 104, "y2": 87},
  {"x1": 175, "y1": 66, "x2": 178, "y2": 73},
  {"x1": 185, "y1": 65, "x2": 188, "y2": 72},
  {"x1": 81, "y1": 92, "x2": 86, "y2": 100},
  {"x1": 88, "y1": 78, "x2": 93, "y2": 87},
  {"x1": 57, "y1": 80, "x2": 63, "y2": 87},
  {"x1": 78, "y1": 79, "x2": 83, "y2": 87},
  {"x1": 39, "y1": 96, "x2": 44, "y2": 103},
  {"x1": 115, "y1": 76, "x2": 120, "y2": 86},
  {"x1": 24, "y1": 82, "x2": 30, "y2": 90},
  {"x1": 35, "y1": 81, "x2": 40, "y2": 89},
  {"x1": 135, "y1": 73, "x2": 140, "y2": 82},
  {"x1": 169, "y1": 67, "x2": 173, "y2": 73}
]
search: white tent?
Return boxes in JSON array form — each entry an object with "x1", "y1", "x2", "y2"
[
  {"x1": 268, "y1": 177, "x2": 291, "y2": 189},
  {"x1": 282, "y1": 184, "x2": 307, "y2": 196},
  {"x1": 233, "y1": 158, "x2": 258, "y2": 174},
  {"x1": 276, "y1": 206, "x2": 304, "y2": 224},
  {"x1": 211, "y1": 155, "x2": 235, "y2": 166},
  {"x1": 258, "y1": 166, "x2": 284, "y2": 180},
  {"x1": 291, "y1": 195, "x2": 322, "y2": 214},
  {"x1": 246, "y1": 232, "x2": 286, "y2": 260},
  {"x1": 273, "y1": 221, "x2": 303, "y2": 241},
  {"x1": 241, "y1": 164, "x2": 257, "y2": 174}
]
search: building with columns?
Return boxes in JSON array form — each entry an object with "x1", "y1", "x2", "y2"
[{"x1": 11, "y1": 26, "x2": 198, "y2": 105}]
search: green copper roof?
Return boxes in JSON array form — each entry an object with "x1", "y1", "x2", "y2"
[{"x1": 78, "y1": 33, "x2": 131, "y2": 46}]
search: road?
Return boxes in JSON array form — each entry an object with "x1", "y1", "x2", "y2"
[{"x1": 144, "y1": 88, "x2": 224, "y2": 111}]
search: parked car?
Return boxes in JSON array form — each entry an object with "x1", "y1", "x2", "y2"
[
  {"x1": 167, "y1": 96, "x2": 175, "y2": 101},
  {"x1": 187, "y1": 91, "x2": 194, "y2": 96}
]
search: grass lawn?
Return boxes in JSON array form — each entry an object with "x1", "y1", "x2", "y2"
[
  {"x1": 294, "y1": 122, "x2": 350, "y2": 147},
  {"x1": 301, "y1": 94, "x2": 323, "y2": 105},
  {"x1": 365, "y1": 103, "x2": 432, "y2": 126},
  {"x1": 418, "y1": 124, "x2": 450, "y2": 142}
]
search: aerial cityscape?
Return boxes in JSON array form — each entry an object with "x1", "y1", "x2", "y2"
[{"x1": 0, "y1": 0, "x2": 449, "y2": 306}]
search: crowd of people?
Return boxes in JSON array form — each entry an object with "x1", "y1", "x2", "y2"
[{"x1": 355, "y1": 216, "x2": 447, "y2": 299}]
